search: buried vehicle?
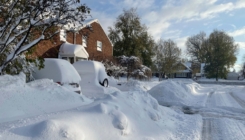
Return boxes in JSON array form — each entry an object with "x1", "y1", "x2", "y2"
[
  {"x1": 72, "y1": 60, "x2": 109, "y2": 87},
  {"x1": 32, "y1": 58, "x2": 82, "y2": 94}
]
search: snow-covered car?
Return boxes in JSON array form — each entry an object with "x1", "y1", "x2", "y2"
[
  {"x1": 72, "y1": 60, "x2": 109, "y2": 87},
  {"x1": 32, "y1": 58, "x2": 82, "y2": 94}
]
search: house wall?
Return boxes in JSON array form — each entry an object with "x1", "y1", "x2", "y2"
[
  {"x1": 75, "y1": 22, "x2": 113, "y2": 61},
  {"x1": 173, "y1": 63, "x2": 192, "y2": 78},
  {"x1": 32, "y1": 21, "x2": 113, "y2": 61},
  {"x1": 30, "y1": 34, "x2": 62, "y2": 58}
]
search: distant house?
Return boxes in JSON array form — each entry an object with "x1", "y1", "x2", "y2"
[
  {"x1": 170, "y1": 62, "x2": 192, "y2": 78},
  {"x1": 31, "y1": 19, "x2": 113, "y2": 63},
  {"x1": 227, "y1": 72, "x2": 239, "y2": 80},
  {"x1": 200, "y1": 63, "x2": 206, "y2": 77}
]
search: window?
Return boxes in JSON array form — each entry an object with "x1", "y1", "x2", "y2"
[
  {"x1": 97, "y1": 41, "x2": 102, "y2": 51},
  {"x1": 82, "y1": 36, "x2": 87, "y2": 47},
  {"x1": 76, "y1": 57, "x2": 87, "y2": 61}
]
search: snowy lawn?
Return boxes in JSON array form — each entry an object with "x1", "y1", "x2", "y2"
[{"x1": 1, "y1": 74, "x2": 245, "y2": 139}]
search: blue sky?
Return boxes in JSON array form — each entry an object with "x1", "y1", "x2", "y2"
[{"x1": 82, "y1": 0, "x2": 245, "y2": 71}]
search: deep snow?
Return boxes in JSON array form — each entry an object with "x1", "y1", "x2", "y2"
[{"x1": 1, "y1": 74, "x2": 245, "y2": 140}]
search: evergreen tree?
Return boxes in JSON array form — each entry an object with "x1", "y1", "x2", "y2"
[{"x1": 108, "y1": 8, "x2": 154, "y2": 67}]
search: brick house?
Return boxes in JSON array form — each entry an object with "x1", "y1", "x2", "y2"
[{"x1": 32, "y1": 19, "x2": 113, "y2": 63}]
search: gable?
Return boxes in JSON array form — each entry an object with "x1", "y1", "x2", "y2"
[{"x1": 176, "y1": 62, "x2": 192, "y2": 72}]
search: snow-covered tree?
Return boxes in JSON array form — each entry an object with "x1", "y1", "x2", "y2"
[
  {"x1": 0, "y1": 0, "x2": 90, "y2": 74},
  {"x1": 102, "y1": 59, "x2": 127, "y2": 79},
  {"x1": 102, "y1": 56, "x2": 152, "y2": 81},
  {"x1": 117, "y1": 56, "x2": 152, "y2": 81}
]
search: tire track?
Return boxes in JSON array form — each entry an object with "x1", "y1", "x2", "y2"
[
  {"x1": 229, "y1": 92, "x2": 245, "y2": 109},
  {"x1": 202, "y1": 92, "x2": 215, "y2": 140},
  {"x1": 202, "y1": 118, "x2": 212, "y2": 140},
  {"x1": 205, "y1": 91, "x2": 214, "y2": 107}
]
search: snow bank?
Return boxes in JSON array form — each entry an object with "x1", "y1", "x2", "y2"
[
  {"x1": 0, "y1": 73, "x2": 91, "y2": 123},
  {"x1": 148, "y1": 79, "x2": 207, "y2": 107},
  {"x1": 0, "y1": 76, "x2": 202, "y2": 140},
  {"x1": 11, "y1": 119, "x2": 85, "y2": 140}
]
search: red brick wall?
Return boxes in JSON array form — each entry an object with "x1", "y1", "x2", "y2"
[
  {"x1": 76, "y1": 22, "x2": 113, "y2": 61},
  {"x1": 31, "y1": 34, "x2": 62, "y2": 58},
  {"x1": 33, "y1": 21, "x2": 113, "y2": 61}
]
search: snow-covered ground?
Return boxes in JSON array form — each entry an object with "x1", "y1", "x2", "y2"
[{"x1": 1, "y1": 74, "x2": 245, "y2": 140}]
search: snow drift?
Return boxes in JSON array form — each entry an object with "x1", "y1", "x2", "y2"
[
  {"x1": 148, "y1": 79, "x2": 207, "y2": 107},
  {"x1": 0, "y1": 73, "x2": 91, "y2": 123},
  {"x1": 0, "y1": 74, "x2": 202, "y2": 140}
]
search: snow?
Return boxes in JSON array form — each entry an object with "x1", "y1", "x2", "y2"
[
  {"x1": 59, "y1": 42, "x2": 89, "y2": 58},
  {"x1": 1, "y1": 74, "x2": 245, "y2": 139},
  {"x1": 72, "y1": 60, "x2": 107, "y2": 84},
  {"x1": 59, "y1": 29, "x2": 66, "y2": 42},
  {"x1": 32, "y1": 58, "x2": 81, "y2": 84},
  {"x1": 0, "y1": 73, "x2": 91, "y2": 123},
  {"x1": 72, "y1": 60, "x2": 108, "y2": 98},
  {"x1": 148, "y1": 79, "x2": 207, "y2": 107}
]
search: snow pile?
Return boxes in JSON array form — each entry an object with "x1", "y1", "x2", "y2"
[
  {"x1": 0, "y1": 73, "x2": 91, "y2": 123},
  {"x1": 0, "y1": 75, "x2": 202, "y2": 140},
  {"x1": 1, "y1": 89, "x2": 201, "y2": 140},
  {"x1": 149, "y1": 79, "x2": 207, "y2": 107},
  {"x1": 11, "y1": 119, "x2": 85, "y2": 140}
]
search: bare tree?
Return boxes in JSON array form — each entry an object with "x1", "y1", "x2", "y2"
[
  {"x1": 186, "y1": 32, "x2": 208, "y2": 63},
  {"x1": 153, "y1": 39, "x2": 181, "y2": 80},
  {"x1": 0, "y1": 0, "x2": 90, "y2": 74}
]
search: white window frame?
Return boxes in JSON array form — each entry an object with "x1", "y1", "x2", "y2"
[
  {"x1": 82, "y1": 36, "x2": 87, "y2": 47},
  {"x1": 97, "y1": 41, "x2": 102, "y2": 51}
]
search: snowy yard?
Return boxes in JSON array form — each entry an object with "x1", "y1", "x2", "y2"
[{"x1": 1, "y1": 74, "x2": 245, "y2": 140}]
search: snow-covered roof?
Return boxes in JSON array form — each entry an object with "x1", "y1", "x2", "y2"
[
  {"x1": 77, "y1": 19, "x2": 99, "y2": 30},
  {"x1": 61, "y1": 18, "x2": 113, "y2": 47},
  {"x1": 181, "y1": 62, "x2": 192, "y2": 71},
  {"x1": 59, "y1": 43, "x2": 89, "y2": 58},
  {"x1": 184, "y1": 62, "x2": 192, "y2": 68}
]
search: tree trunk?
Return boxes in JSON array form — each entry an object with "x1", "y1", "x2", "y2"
[
  {"x1": 158, "y1": 72, "x2": 161, "y2": 81},
  {"x1": 216, "y1": 68, "x2": 218, "y2": 81}
]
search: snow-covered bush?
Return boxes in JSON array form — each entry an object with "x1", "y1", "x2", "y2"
[
  {"x1": 102, "y1": 56, "x2": 152, "y2": 80},
  {"x1": 0, "y1": 45, "x2": 44, "y2": 81},
  {"x1": 131, "y1": 65, "x2": 152, "y2": 80},
  {"x1": 102, "y1": 59, "x2": 127, "y2": 79}
]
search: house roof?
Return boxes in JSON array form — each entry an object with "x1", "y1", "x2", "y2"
[
  {"x1": 182, "y1": 62, "x2": 192, "y2": 71},
  {"x1": 61, "y1": 18, "x2": 113, "y2": 47},
  {"x1": 59, "y1": 43, "x2": 89, "y2": 58}
]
